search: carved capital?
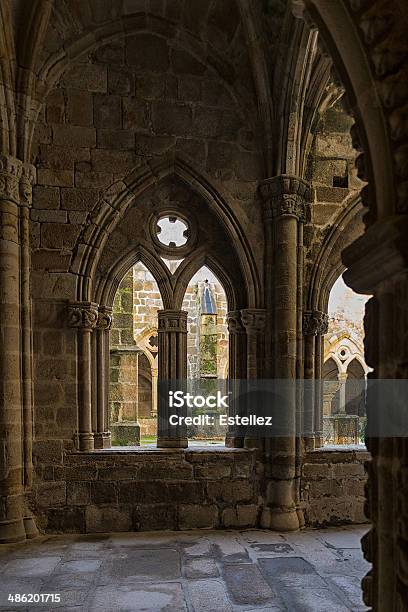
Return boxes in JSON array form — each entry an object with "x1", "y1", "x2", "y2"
[
  {"x1": 303, "y1": 310, "x2": 329, "y2": 336},
  {"x1": 19, "y1": 163, "x2": 36, "y2": 207},
  {"x1": 68, "y1": 302, "x2": 99, "y2": 330},
  {"x1": 0, "y1": 155, "x2": 23, "y2": 204},
  {"x1": 226, "y1": 310, "x2": 244, "y2": 334},
  {"x1": 96, "y1": 307, "x2": 113, "y2": 330},
  {"x1": 241, "y1": 308, "x2": 267, "y2": 332},
  {"x1": 158, "y1": 310, "x2": 188, "y2": 333},
  {"x1": 259, "y1": 175, "x2": 312, "y2": 223}
]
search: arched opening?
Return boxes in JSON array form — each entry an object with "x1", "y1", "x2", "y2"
[
  {"x1": 109, "y1": 262, "x2": 162, "y2": 447},
  {"x1": 181, "y1": 265, "x2": 229, "y2": 445},
  {"x1": 323, "y1": 275, "x2": 370, "y2": 446}
]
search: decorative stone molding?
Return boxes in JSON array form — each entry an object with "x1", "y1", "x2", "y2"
[
  {"x1": 259, "y1": 175, "x2": 312, "y2": 223},
  {"x1": 226, "y1": 310, "x2": 244, "y2": 333},
  {"x1": 19, "y1": 164, "x2": 36, "y2": 207},
  {"x1": 303, "y1": 310, "x2": 329, "y2": 336},
  {"x1": 241, "y1": 309, "x2": 267, "y2": 331},
  {"x1": 96, "y1": 307, "x2": 113, "y2": 331},
  {"x1": 157, "y1": 310, "x2": 187, "y2": 333},
  {"x1": 0, "y1": 154, "x2": 23, "y2": 203},
  {"x1": 68, "y1": 302, "x2": 99, "y2": 330}
]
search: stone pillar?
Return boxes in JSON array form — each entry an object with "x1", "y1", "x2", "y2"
[
  {"x1": 338, "y1": 371, "x2": 348, "y2": 414},
  {"x1": 0, "y1": 155, "x2": 25, "y2": 543},
  {"x1": 68, "y1": 302, "x2": 98, "y2": 451},
  {"x1": 241, "y1": 309, "x2": 266, "y2": 450},
  {"x1": 303, "y1": 310, "x2": 329, "y2": 450},
  {"x1": 225, "y1": 310, "x2": 246, "y2": 448},
  {"x1": 157, "y1": 310, "x2": 188, "y2": 448},
  {"x1": 151, "y1": 366, "x2": 158, "y2": 416},
  {"x1": 259, "y1": 174, "x2": 311, "y2": 531},
  {"x1": 93, "y1": 307, "x2": 112, "y2": 449}
]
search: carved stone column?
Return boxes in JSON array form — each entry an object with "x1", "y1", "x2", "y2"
[
  {"x1": 93, "y1": 307, "x2": 112, "y2": 449},
  {"x1": 225, "y1": 311, "x2": 246, "y2": 448},
  {"x1": 259, "y1": 174, "x2": 311, "y2": 531},
  {"x1": 303, "y1": 310, "x2": 329, "y2": 450},
  {"x1": 68, "y1": 302, "x2": 98, "y2": 451},
  {"x1": 241, "y1": 309, "x2": 266, "y2": 450},
  {"x1": 0, "y1": 155, "x2": 25, "y2": 543},
  {"x1": 157, "y1": 310, "x2": 188, "y2": 448}
]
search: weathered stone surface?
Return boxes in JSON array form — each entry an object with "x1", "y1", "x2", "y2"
[
  {"x1": 183, "y1": 557, "x2": 219, "y2": 579},
  {"x1": 52, "y1": 126, "x2": 96, "y2": 148},
  {"x1": 179, "y1": 505, "x2": 218, "y2": 529},
  {"x1": 85, "y1": 506, "x2": 132, "y2": 533},
  {"x1": 223, "y1": 564, "x2": 275, "y2": 605},
  {"x1": 186, "y1": 579, "x2": 232, "y2": 611}
]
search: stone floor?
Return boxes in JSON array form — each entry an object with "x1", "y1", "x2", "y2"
[{"x1": 0, "y1": 525, "x2": 370, "y2": 611}]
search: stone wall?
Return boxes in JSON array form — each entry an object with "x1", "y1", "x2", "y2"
[
  {"x1": 301, "y1": 448, "x2": 369, "y2": 527},
  {"x1": 32, "y1": 449, "x2": 259, "y2": 534}
]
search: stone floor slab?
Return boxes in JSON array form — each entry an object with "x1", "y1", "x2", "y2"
[
  {"x1": 223, "y1": 563, "x2": 276, "y2": 605},
  {"x1": 90, "y1": 582, "x2": 186, "y2": 611},
  {"x1": 186, "y1": 579, "x2": 232, "y2": 612},
  {"x1": 98, "y1": 548, "x2": 181, "y2": 584},
  {"x1": 183, "y1": 557, "x2": 219, "y2": 578}
]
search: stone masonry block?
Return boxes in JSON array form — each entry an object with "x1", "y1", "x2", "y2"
[{"x1": 179, "y1": 504, "x2": 219, "y2": 529}]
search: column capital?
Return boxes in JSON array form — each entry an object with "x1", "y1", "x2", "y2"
[
  {"x1": 158, "y1": 309, "x2": 187, "y2": 333},
  {"x1": 259, "y1": 174, "x2": 312, "y2": 222},
  {"x1": 68, "y1": 301, "x2": 99, "y2": 330},
  {"x1": 303, "y1": 310, "x2": 329, "y2": 336},
  {"x1": 96, "y1": 306, "x2": 113, "y2": 330},
  {"x1": 0, "y1": 155, "x2": 36, "y2": 206},
  {"x1": 241, "y1": 308, "x2": 267, "y2": 332},
  {"x1": 19, "y1": 163, "x2": 36, "y2": 207},
  {"x1": 0, "y1": 154, "x2": 23, "y2": 204},
  {"x1": 226, "y1": 310, "x2": 244, "y2": 333}
]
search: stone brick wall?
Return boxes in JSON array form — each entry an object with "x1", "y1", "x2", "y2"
[
  {"x1": 301, "y1": 448, "x2": 369, "y2": 527},
  {"x1": 32, "y1": 449, "x2": 259, "y2": 534},
  {"x1": 307, "y1": 99, "x2": 361, "y2": 227}
]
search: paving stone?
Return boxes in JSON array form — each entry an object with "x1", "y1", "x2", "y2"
[
  {"x1": 250, "y1": 543, "x2": 295, "y2": 554},
  {"x1": 258, "y1": 557, "x2": 328, "y2": 588},
  {"x1": 223, "y1": 564, "x2": 275, "y2": 605},
  {"x1": 319, "y1": 528, "x2": 368, "y2": 550},
  {"x1": 98, "y1": 549, "x2": 180, "y2": 584},
  {"x1": 278, "y1": 587, "x2": 350, "y2": 612},
  {"x1": 328, "y1": 575, "x2": 369, "y2": 610},
  {"x1": 182, "y1": 539, "x2": 212, "y2": 557},
  {"x1": 2, "y1": 557, "x2": 61, "y2": 578},
  {"x1": 54, "y1": 559, "x2": 103, "y2": 574},
  {"x1": 186, "y1": 579, "x2": 232, "y2": 612},
  {"x1": 90, "y1": 582, "x2": 186, "y2": 611},
  {"x1": 183, "y1": 558, "x2": 219, "y2": 578}
]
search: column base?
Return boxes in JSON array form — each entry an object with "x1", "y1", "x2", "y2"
[
  {"x1": 0, "y1": 518, "x2": 26, "y2": 544},
  {"x1": 157, "y1": 437, "x2": 188, "y2": 449},
  {"x1": 225, "y1": 435, "x2": 244, "y2": 448},
  {"x1": 303, "y1": 436, "x2": 315, "y2": 452},
  {"x1": 78, "y1": 432, "x2": 95, "y2": 452},
  {"x1": 24, "y1": 516, "x2": 39, "y2": 539},
  {"x1": 260, "y1": 507, "x2": 300, "y2": 531},
  {"x1": 94, "y1": 432, "x2": 112, "y2": 449}
]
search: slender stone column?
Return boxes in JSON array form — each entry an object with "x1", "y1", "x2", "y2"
[
  {"x1": 94, "y1": 307, "x2": 112, "y2": 449},
  {"x1": 241, "y1": 309, "x2": 266, "y2": 450},
  {"x1": 151, "y1": 366, "x2": 158, "y2": 416},
  {"x1": 68, "y1": 302, "x2": 98, "y2": 451},
  {"x1": 259, "y1": 174, "x2": 311, "y2": 531},
  {"x1": 303, "y1": 310, "x2": 329, "y2": 450},
  {"x1": 338, "y1": 372, "x2": 348, "y2": 414},
  {"x1": 157, "y1": 310, "x2": 188, "y2": 448},
  {"x1": 225, "y1": 311, "x2": 246, "y2": 448},
  {"x1": 0, "y1": 155, "x2": 26, "y2": 543}
]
